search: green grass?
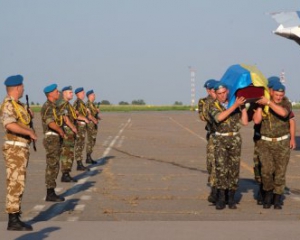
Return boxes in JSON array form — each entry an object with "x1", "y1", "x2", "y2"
[{"x1": 30, "y1": 105, "x2": 192, "y2": 112}]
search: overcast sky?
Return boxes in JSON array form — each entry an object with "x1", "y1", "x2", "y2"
[{"x1": 0, "y1": 0, "x2": 299, "y2": 105}]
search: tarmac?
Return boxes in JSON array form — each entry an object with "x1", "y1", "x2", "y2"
[{"x1": 1, "y1": 111, "x2": 300, "y2": 239}]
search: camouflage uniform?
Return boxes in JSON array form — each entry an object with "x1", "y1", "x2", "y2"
[
  {"x1": 198, "y1": 95, "x2": 216, "y2": 187},
  {"x1": 0, "y1": 96, "x2": 31, "y2": 214},
  {"x1": 73, "y1": 98, "x2": 88, "y2": 161},
  {"x1": 259, "y1": 100, "x2": 291, "y2": 195},
  {"x1": 253, "y1": 123, "x2": 262, "y2": 183},
  {"x1": 41, "y1": 100, "x2": 63, "y2": 189},
  {"x1": 86, "y1": 100, "x2": 98, "y2": 155},
  {"x1": 209, "y1": 100, "x2": 242, "y2": 191},
  {"x1": 57, "y1": 99, "x2": 77, "y2": 173}
]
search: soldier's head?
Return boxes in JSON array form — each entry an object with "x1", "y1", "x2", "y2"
[
  {"x1": 213, "y1": 82, "x2": 228, "y2": 103},
  {"x1": 4, "y1": 75, "x2": 24, "y2": 99},
  {"x1": 44, "y1": 84, "x2": 60, "y2": 102},
  {"x1": 62, "y1": 86, "x2": 73, "y2": 101},
  {"x1": 75, "y1": 87, "x2": 85, "y2": 100},
  {"x1": 86, "y1": 90, "x2": 95, "y2": 102},
  {"x1": 271, "y1": 82, "x2": 285, "y2": 104},
  {"x1": 204, "y1": 79, "x2": 217, "y2": 99}
]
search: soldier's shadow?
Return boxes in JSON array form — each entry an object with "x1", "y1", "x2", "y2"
[
  {"x1": 15, "y1": 226, "x2": 60, "y2": 240},
  {"x1": 235, "y1": 178, "x2": 258, "y2": 203}
]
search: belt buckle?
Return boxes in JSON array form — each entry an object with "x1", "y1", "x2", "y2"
[
  {"x1": 272, "y1": 138, "x2": 277, "y2": 142},
  {"x1": 228, "y1": 132, "x2": 233, "y2": 136}
]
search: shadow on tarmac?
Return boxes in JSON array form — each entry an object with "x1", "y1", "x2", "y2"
[
  {"x1": 14, "y1": 226, "x2": 60, "y2": 240},
  {"x1": 294, "y1": 136, "x2": 300, "y2": 151}
]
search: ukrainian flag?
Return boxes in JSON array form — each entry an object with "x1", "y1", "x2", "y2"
[{"x1": 220, "y1": 64, "x2": 269, "y2": 108}]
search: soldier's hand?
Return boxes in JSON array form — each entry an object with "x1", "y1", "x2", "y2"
[
  {"x1": 256, "y1": 96, "x2": 269, "y2": 106},
  {"x1": 29, "y1": 130, "x2": 37, "y2": 141},
  {"x1": 235, "y1": 96, "x2": 246, "y2": 107}
]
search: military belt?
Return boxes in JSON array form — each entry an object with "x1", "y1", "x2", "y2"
[
  {"x1": 261, "y1": 134, "x2": 290, "y2": 142},
  {"x1": 45, "y1": 132, "x2": 59, "y2": 136},
  {"x1": 214, "y1": 132, "x2": 238, "y2": 136},
  {"x1": 5, "y1": 141, "x2": 29, "y2": 148}
]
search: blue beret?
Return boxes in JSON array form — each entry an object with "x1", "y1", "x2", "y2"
[
  {"x1": 203, "y1": 79, "x2": 217, "y2": 89},
  {"x1": 75, "y1": 87, "x2": 84, "y2": 94},
  {"x1": 44, "y1": 83, "x2": 57, "y2": 94},
  {"x1": 4, "y1": 75, "x2": 23, "y2": 86},
  {"x1": 86, "y1": 90, "x2": 94, "y2": 97},
  {"x1": 62, "y1": 86, "x2": 72, "y2": 92},
  {"x1": 272, "y1": 82, "x2": 285, "y2": 92},
  {"x1": 213, "y1": 82, "x2": 227, "y2": 91},
  {"x1": 267, "y1": 76, "x2": 280, "y2": 88}
]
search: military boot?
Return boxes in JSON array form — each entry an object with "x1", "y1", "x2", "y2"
[
  {"x1": 207, "y1": 186, "x2": 217, "y2": 204},
  {"x1": 7, "y1": 213, "x2": 33, "y2": 231},
  {"x1": 263, "y1": 190, "x2": 273, "y2": 209},
  {"x1": 216, "y1": 189, "x2": 226, "y2": 210},
  {"x1": 257, "y1": 184, "x2": 265, "y2": 205},
  {"x1": 46, "y1": 188, "x2": 65, "y2": 202},
  {"x1": 86, "y1": 153, "x2": 97, "y2": 164},
  {"x1": 228, "y1": 190, "x2": 237, "y2": 209},
  {"x1": 76, "y1": 161, "x2": 88, "y2": 171},
  {"x1": 61, "y1": 172, "x2": 77, "y2": 182},
  {"x1": 273, "y1": 194, "x2": 282, "y2": 210}
]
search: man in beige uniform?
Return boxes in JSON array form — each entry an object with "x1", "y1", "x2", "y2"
[{"x1": 0, "y1": 75, "x2": 37, "y2": 231}]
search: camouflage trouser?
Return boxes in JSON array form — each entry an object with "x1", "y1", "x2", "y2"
[
  {"x1": 86, "y1": 122, "x2": 98, "y2": 155},
  {"x1": 2, "y1": 143, "x2": 29, "y2": 213},
  {"x1": 44, "y1": 135, "x2": 61, "y2": 189},
  {"x1": 206, "y1": 134, "x2": 216, "y2": 187},
  {"x1": 259, "y1": 139, "x2": 290, "y2": 194},
  {"x1": 213, "y1": 134, "x2": 242, "y2": 190},
  {"x1": 60, "y1": 127, "x2": 75, "y2": 173},
  {"x1": 253, "y1": 139, "x2": 262, "y2": 183},
  {"x1": 75, "y1": 123, "x2": 86, "y2": 161}
]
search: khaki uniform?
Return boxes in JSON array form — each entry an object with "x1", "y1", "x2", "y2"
[
  {"x1": 57, "y1": 99, "x2": 77, "y2": 173},
  {"x1": 41, "y1": 100, "x2": 63, "y2": 189},
  {"x1": 259, "y1": 100, "x2": 291, "y2": 194},
  {"x1": 73, "y1": 98, "x2": 87, "y2": 161},
  {"x1": 0, "y1": 96, "x2": 31, "y2": 213},
  {"x1": 85, "y1": 100, "x2": 98, "y2": 155},
  {"x1": 209, "y1": 100, "x2": 242, "y2": 190}
]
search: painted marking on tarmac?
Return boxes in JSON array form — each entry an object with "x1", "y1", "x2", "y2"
[
  {"x1": 80, "y1": 195, "x2": 92, "y2": 200},
  {"x1": 74, "y1": 204, "x2": 85, "y2": 211},
  {"x1": 169, "y1": 117, "x2": 207, "y2": 142},
  {"x1": 117, "y1": 136, "x2": 125, "y2": 148},
  {"x1": 32, "y1": 205, "x2": 45, "y2": 212},
  {"x1": 67, "y1": 216, "x2": 79, "y2": 221}
]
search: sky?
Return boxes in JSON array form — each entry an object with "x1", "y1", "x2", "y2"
[{"x1": 0, "y1": 0, "x2": 299, "y2": 105}]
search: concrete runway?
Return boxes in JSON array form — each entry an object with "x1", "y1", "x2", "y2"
[{"x1": 1, "y1": 111, "x2": 300, "y2": 239}]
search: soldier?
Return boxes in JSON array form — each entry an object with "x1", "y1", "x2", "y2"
[
  {"x1": 73, "y1": 87, "x2": 90, "y2": 171},
  {"x1": 41, "y1": 84, "x2": 65, "y2": 202},
  {"x1": 253, "y1": 81, "x2": 295, "y2": 209},
  {"x1": 85, "y1": 90, "x2": 100, "y2": 164},
  {"x1": 58, "y1": 86, "x2": 88, "y2": 182},
  {"x1": 198, "y1": 79, "x2": 218, "y2": 203},
  {"x1": 209, "y1": 82, "x2": 248, "y2": 210},
  {"x1": 0, "y1": 75, "x2": 37, "y2": 231}
]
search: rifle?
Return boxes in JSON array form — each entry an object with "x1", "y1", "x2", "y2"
[
  {"x1": 25, "y1": 95, "x2": 37, "y2": 151},
  {"x1": 95, "y1": 102, "x2": 101, "y2": 120}
]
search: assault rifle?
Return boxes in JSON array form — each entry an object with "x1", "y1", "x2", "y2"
[{"x1": 25, "y1": 95, "x2": 37, "y2": 151}]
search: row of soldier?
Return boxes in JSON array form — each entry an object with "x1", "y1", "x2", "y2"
[
  {"x1": 0, "y1": 75, "x2": 101, "y2": 231},
  {"x1": 198, "y1": 77, "x2": 295, "y2": 210}
]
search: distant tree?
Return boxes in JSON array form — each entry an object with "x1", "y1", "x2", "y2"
[
  {"x1": 30, "y1": 101, "x2": 35, "y2": 106},
  {"x1": 174, "y1": 101, "x2": 183, "y2": 106},
  {"x1": 119, "y1": 101, "x2": 129, "y2": 105},
  {"x1": 36, "y1": 102, "x2": 40, "y2": 106},
  {"x1": 131, "y1": 99, "x2": 146, "y2": 105},
  {"x1": 101, "y1": 100, "x2": 111, "y2": 105}
]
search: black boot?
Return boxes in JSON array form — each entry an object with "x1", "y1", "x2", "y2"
[
  {"x1": 257, "y1": 184, "x2": 265, "y2": 205},
  {"x1": 86, "y1": 153, "x2": 97, "y2": 164},
  {"x1": 273, "y1": 194, "x2": 282, "y2": 210},
  {"x1": 228, "y1": 190, "x2": 237, "y2": 209},
  {"x1": 61, "y1": 172, "x2": 77, "y2": 183},
  {"x1": 207, "y1": 186, "x2": 217, "y2": 204},
  {"x1": 77, "y1": 161, "x2": 88, "y2": 171},
  {"x1": 263, "y1": 190, "x2": 273, "y2": 209},
  {"x1": 46, "y1": 188, "x2": 65, "y2": 202},
  {"x1": 7, "y1": 213, "x2": 33, "y2": 231},
  {"x1": 216, "y1": 189, "x2": 226, "y2": 210}
]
